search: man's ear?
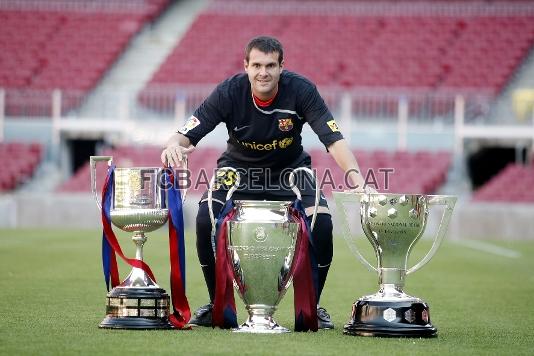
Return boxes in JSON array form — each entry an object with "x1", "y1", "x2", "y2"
[
  {"x1": 279, "y1": 59, "x2": 284, "y2": 71},
  {"x1": 243, "y1": 59, "x2": 248, "y2": 71}
]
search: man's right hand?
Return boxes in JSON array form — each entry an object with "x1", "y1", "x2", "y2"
[{"x1": 161, "y1": 144, "x2": 195, "y2": 168}]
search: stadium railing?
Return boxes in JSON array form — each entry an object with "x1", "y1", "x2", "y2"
[
  {"x1": 0, "y1": 0, "x2": 168, "y2": 15},
  {"x1": 208, "y1": 0, "x2": 534, "y2": 16},
  {"x1": 0, "y1": 86, "x2": 492, "y2": 121}
]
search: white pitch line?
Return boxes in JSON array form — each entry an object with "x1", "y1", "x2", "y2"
[{"x1": 453, "y1": 239, "x2": 521, "y2": 259}]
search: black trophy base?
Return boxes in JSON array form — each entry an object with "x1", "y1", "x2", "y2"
[
  {"x1": 344, "y1": 299, "x2": 437, "y2": 337},
  {"x1": 99, "y1": 287, "x2": 173, "y2": 330},
  {"x1": 100, "y1": 316, "x2": 173, "y2": 329}
]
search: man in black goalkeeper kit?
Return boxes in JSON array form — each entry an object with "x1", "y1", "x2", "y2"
[{"x1": 161, "y1": 36, "x2": 369, "y2": 329}]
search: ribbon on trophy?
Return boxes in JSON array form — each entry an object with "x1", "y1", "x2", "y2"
[
  {"x1": 100, "y1": 164, "x2": 157, "y2": 291},
  {"x1": 289, "y1": 199, "x2": 319, "y2": 332},
  {"x1": 212, "y1": 200, "x2": 239, "y2": 329},
  {"x1": 164, "y1": 168, "x2": 191, "y2": 329},
  {"x1": 212, "y1": 198, "x2": 318, "y2": 332}
]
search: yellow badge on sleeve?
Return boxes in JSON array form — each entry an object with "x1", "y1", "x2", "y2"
[{"x1": 326, "y1": 119, "x2": 340, "y2": 132}]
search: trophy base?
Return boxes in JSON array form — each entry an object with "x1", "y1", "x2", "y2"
[
  {"x1": 99, "y1": 287, "x2": 173, "y2": 330},
  {"x1": 344, "y1": 299, "x2": 437, "y2": 337},
  {"x1": 99, "y1": 316, "x2": 173, "y2": 329},
  {"x1": 233, "y1": 316, "x2": 290, "y2": 334}
]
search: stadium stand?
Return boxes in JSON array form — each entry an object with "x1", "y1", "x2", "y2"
[
  {"x1": 310, "y1": 148, "x2": 451, "y2": 195},
  {"x1": 141, "y1": 1, "x2": 534, "y2": 106},
  {"x1": 472, "y1": 163, "x2": 534, "y2": 203},
  {"x1": 58, "y1": 145, "x2": 451, "y2": 196},
  {"x1": 0, "y1": 0, "x2": 169, "y2": 116},
  {"x1": 0, "y1": 142, "x2": 42, "y2": 191}
]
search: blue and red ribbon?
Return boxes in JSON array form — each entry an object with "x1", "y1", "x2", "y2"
[
  {"x1": 101, "y1": 165, "x2": 120, "y2": 291},
  {"x1": 212, "y1": 200, "x2": 239, "y2": 329},
  {"x1": 289, "y1": 199, "x2": 318, "y2": 332},
  {"x1": 165, "y1": 168, "x2": 191, "y2": 329}
]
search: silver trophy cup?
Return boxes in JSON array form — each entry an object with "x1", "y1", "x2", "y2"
[
  {"x1": 333, "y1": 192, "x2": 456, "y2": 337},
  {"x1": 208, "y1": 167, "x2": 319, "y2": 333},
  {"x1": 90, "y1": 156, "x2": 182, "y2": 329}
]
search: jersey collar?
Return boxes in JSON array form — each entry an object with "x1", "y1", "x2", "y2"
[{"x1": 252, "y1": 87, "x2": 278, "y2": 107}]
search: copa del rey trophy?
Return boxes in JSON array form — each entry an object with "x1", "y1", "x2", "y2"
[
  {"x1": 90, "y1": 156, "x2": 188, "y2": 329},
  {"x1": 333, "y1": 192, "x2": 456, "y2": 337}
]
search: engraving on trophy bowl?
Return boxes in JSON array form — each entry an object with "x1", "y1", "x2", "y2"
[
  {"x1": 114, "y1": 168, "x2": 162, "y2": 210},
  {"x1": 130, "y1": 194, "x2": 152, "y2": 206},
  {"x1": 228, "y1": 220, "x2": 298, "y2": 307},
  {"x1": 362, "y1": 194, "x2": 428, "y2": 273},
  {"x1": 254, "y1": 226, "x2": 267, "y2": 243},
  {"x1": 110, "y1": 208, "x2": 168, "y2": 233}
]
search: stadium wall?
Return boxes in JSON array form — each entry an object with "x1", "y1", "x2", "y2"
[{"x1": 1, "y1": 193, "x2": 533, "y2": 241}]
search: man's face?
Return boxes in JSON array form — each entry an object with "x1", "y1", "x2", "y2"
[{"x1": 244, "y1": 48, "x2": 284, "y2": 100}]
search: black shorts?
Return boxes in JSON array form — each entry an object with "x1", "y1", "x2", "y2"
[{"x1": 198, "y1": 165, "x2": 329, "y2": 211}]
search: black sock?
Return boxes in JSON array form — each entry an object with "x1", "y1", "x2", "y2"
[
  {"x1": 195, "y1": 201, "x2": 223, "y2": 304},
  {"x1": 317, "y1": 264, "x2": 331, "y2": 302},
  {"x1": 309, "y1": 213, "x2": 334, "y2": 303}
]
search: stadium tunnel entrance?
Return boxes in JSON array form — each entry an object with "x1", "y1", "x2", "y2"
[
  {"x1": 467, "y1": 145, "x2": 529, "y2": 189},
  {"x1": 67, "y1": 139, "x2": 103, "y2": 174}
]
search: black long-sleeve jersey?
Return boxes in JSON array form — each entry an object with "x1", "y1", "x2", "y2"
[{"x1": 179, "y1": 70, "x2": 343, "y2": 170}]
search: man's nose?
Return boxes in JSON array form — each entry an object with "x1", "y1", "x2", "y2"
[{"x1": 259, "y1": 66, "x2": 267, "y2": 76}]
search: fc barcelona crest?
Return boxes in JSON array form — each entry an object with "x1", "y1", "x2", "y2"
[{"x1": 278, "y1": 118, "x2": 293, "y2": 131}]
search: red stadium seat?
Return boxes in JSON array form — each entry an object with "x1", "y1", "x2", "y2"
[
  {"x1": 0, "y1": 142, "x2": 43, "y2": 192},
  {"x1": 0, "y1": 2, "x2": 170, "y2": 116},
  {"x1": 139, "y1": 6, "x2": 534, "y2": 112},
  {"x1": 472, "y1": 164, "x2": 534, "y2": 203}
]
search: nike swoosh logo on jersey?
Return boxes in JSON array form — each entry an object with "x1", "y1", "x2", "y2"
[{"x1": 233, "y1": 125, "x2": 251, "y2": 132}]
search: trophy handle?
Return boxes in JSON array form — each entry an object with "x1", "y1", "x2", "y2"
[
  {"x1": 207, "y1": 167, "x2": 241, "y2": 252},
  {"x1": 89, "y1": 155, "x2": 113, "y2": 210},
  {"x1": 407, "y1": 195, "x2": 457, "y2": 275},
  {"x1": 333, "y1": 191, "x2": 377, "y2": 272},
  {"x1": 288, "y1": 167, "x2": 320, "y2": 230}
]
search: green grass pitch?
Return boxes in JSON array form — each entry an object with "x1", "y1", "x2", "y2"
[{"x1": 1, "y1": 228, "x2": 533, "y2": 355}]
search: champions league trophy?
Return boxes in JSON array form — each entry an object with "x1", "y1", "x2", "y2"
[
  {"x1": 208, "y1": 167, "x2": 319, "y2": 333},
  {"x1": 333, "y1": 192, "x2": 456, "y2": 337},
  {"x1": 90, "y1": 156, "x2": 181, "y2": 329}
]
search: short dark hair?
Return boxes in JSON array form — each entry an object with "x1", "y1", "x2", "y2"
[{"x1": 245, "y1": 36, "x2": 284, "y2": 64}]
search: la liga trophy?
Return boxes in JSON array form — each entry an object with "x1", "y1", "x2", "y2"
[
  {"x1": 90, "y1": 156, "x2": 176, "y2": 329},
  {"x1": 333, "y1": 192, "x2": 456, "y2": 337}
]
